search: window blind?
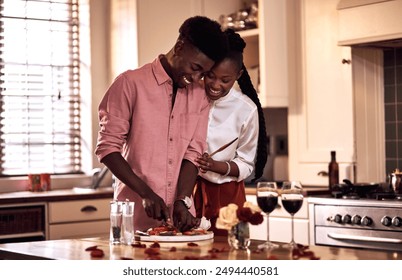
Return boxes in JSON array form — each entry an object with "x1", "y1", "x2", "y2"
[{"x1": 0, "y1": 0, "x2": 82, "y2": 176}]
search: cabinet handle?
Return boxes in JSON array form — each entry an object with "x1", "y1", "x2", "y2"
[
  {"x1": 342, "y1": 59, "x2": 351, "y2": 64},
  {"x1": 317, "y1": 170, "x2": 328, "y2": 176},
  {"x1": 81, "y1": 205, "x2": 98, "y2": 212}
]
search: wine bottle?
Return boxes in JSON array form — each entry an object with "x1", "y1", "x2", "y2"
[{"x1": 328, "y1": 151, "x2": 339, "y2": 190}]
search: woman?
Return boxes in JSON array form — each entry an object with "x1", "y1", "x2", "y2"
[{"x1": 194, "y1": 29, "x2": 268, "y2": 235}]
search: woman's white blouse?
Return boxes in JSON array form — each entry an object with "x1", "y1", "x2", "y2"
[{"x1": 200, "y1": 87, "x2": 259, "y2": 184}]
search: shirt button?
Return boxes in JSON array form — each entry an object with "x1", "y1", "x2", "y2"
[
  {"x1": 169, "y1": 138, "x2": 173, "y2": 141},
  {"x1": 168, "y1": 159, "x2": 172, "y2": 164},
  {"x1": 171, "y1": 115, "x2": 174, "y2": 119}
]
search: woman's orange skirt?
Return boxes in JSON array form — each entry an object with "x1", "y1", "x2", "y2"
[{"x1": 194, "y1": 177, "x2": 246, "y2": 236}]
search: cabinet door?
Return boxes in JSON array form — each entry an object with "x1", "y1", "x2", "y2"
[
  {"x1": 288, "y1": 0, "x2": 355, "y2": 185},
  {"x1": 269, "y1": 217, "x2": 309, "y2": 244}
]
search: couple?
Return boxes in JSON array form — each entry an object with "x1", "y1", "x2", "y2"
[{"x1": 95, "y1": 16, "x2": 267, "y2": 236}]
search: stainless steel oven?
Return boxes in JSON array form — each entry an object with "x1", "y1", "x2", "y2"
[
  {"x1": 309, "y1": 196, "x2": 402, "y2": 251},
  {"x1": 309, "y1": 197, "x2": 402, "y2": 251}
]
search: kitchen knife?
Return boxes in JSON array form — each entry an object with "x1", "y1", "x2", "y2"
[{"x1": 209, "y1": 137, "x2": 238, "y2": 158}]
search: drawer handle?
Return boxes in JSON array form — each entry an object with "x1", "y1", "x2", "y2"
[{"x1": 81, "y1": 205, "x2": 98, "y2": 212}]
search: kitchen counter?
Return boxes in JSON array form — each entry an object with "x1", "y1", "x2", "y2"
[
  {"x1": 0, "y1": 187, "x2": 114, "y2": 204},
  {"x1": 245, "y1": 186, "x2": 329, "y2": 196},
  {"x1": 0, "y1": 185, "x2": 327, "y2": 205},
  {"x1": 1, "y1": 236, "x2": 401, "y2": 260}
]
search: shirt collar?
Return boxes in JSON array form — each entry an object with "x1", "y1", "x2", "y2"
[{"x1": 152, "y1": 55, "x2": 172, "y2": 86}]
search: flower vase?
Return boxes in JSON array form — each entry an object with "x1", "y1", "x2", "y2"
[{"x1": 228, "y1": 221, "x2": 250, "y2": 250}]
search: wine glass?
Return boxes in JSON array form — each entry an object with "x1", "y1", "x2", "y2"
[
  {"x1": 256, "y1": 181, "x2": 279, "y2": 250},
  {"x1": 281, "y1": 181, "x2": 304, "y2": 249}
]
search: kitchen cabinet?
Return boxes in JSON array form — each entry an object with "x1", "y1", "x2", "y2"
[
  {"x1": 288, "y1": 0, "x2": 355, "y2": 186},
  {"x1": 109, "y1": 0, "x2": 289, "y2": 107},
  {"x1": 246, "y1": 194, "x2": 309, "y2": 245},
  {"x1": 48, "y1": 198, "x2": 110, "y2": 240}
]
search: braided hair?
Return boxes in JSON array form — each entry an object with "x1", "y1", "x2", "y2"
[{"x1": 225, "y1": 29, "x2": 268, "y2": 182}]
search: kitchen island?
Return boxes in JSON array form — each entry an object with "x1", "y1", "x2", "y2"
[{"x1": 1, "y1": 236, "x2": 401, "y2": 260}]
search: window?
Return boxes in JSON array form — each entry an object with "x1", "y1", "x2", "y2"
[{"x1": 0, "y1": 0, "x2": 82, "y2": 176}]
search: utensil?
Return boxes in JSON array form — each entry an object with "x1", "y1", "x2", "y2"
[
  {"x1": 209, "y1": 137, "x2": 238, "y2": 157},
  {"x1": 389, "y1": 169, "x2": 402, "y2": 194},
  {"x1": 135, "y1": 230, "x2": 149, "y2": 236}
]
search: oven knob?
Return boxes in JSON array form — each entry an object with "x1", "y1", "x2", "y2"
[
  {"x1": 334, "y1": 214, "x2": 342, "y2": 223},
  {"x1": 381, "y1": 216, "x2": 392, "y2": 226},
  {"x1": 392, "y1": 217, "x2": 402, "y2": 227},
  {"x1": 342, "y1": 214, "x2": 351, "y2": 224},
  {"x1": 351, "y1": 215, "x2": 361, "y2": 225},
  {"x1": 361, "y1": 216, "x2": 372, "y2": 226}
]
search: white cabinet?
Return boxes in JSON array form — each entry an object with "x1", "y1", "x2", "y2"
[
  {"x1": 48, "y1": 199, "x2": 110, "y2": 240},
  {"x1": 288, "y1": 0, "x2": 355, "y2": 186},
  {"x1": 246, "y1": 194, "x2": 309, "y2": 245}
]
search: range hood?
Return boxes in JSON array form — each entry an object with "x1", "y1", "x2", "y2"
[{"x1": 337, "y1": 0, "x2": 402, "y2": 46}]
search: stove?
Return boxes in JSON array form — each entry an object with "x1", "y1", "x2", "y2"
[{"x1": 309, "y1": 193, "x2": 402, "y2": 252}]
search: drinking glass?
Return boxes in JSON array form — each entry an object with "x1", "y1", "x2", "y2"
[
  {"x1": 281, "y1": 181, "x2": 304, "y2": 249},
  {"x1": 256, "y1": 182, "x2": 279, "y2": 250}
]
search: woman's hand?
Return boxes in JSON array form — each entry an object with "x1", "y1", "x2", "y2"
[{"x1": 195, "y1": 153, "x2": 214, "y2": 173}]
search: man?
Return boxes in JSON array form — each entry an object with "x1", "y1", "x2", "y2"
[{"x1": 95, "y1": 16, "x2": 227, "y2": 232}]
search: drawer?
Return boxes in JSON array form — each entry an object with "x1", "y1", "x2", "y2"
[
  {"x1": 49, "y1": 198, "x2": 110, "y2": 223},
  {"x1": 48, "y1": 220, "x2": 109, "y2": 240}
]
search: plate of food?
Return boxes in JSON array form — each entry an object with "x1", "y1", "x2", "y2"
[{"x1": 136, "y1": 225, "x2": 214, "y2": 242}]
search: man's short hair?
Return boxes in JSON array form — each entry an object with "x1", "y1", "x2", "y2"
[{"x1": 179, "y1": 16, "x2": 228, "y2": 62}]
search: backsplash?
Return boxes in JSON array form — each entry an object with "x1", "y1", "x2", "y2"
[{"x1": 384, "y1": 47, "x2": 402, "y2": 172}]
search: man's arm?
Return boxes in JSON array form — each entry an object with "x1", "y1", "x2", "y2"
[
  {"x1": 101, "y1": 152, "x2": 169, "y2": 221},
  {"x1": 173, "y1": 159, "x2": 200, "y2": 232}
]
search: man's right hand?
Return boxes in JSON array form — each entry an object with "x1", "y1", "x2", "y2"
[{"x1": 141, "y1": 191, "x2": 170, "y2": 221}]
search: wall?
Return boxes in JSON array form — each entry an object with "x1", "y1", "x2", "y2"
[
  {"x1": 384, "y1": 47, "x2": 402, "y2": 172},
  {"x1": 262, "y1": 108, "x2": 288, "y2": 181}
]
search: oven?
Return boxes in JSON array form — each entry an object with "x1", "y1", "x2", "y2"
[{"x1": 309, "y1": 184, "x2": 402, "y2": 251}]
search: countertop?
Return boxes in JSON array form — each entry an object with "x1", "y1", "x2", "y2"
[
  {"x1": 0, "y1": 187, "x2": 114, "y2": 204},
  {"x1": 1, "y1": 236, "x2": 401, "y2": 260},
  {"x1": 0, "y1": 185, "x2": 328, "y2": 205},
  {"x1": 245, "y1": 185, "x2": 330, "y2": 196}
]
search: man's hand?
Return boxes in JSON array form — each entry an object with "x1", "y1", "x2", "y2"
[
  {"x1": 173, "y1": 201, "x2": 200, "y2": 232},
  {"x1": 141, "y1": 191, "x2": 170, "y2": 221}
]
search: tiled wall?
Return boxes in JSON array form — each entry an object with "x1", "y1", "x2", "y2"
[{"x1": 384, "y1": 47, "x2": 402, "y2": 172}]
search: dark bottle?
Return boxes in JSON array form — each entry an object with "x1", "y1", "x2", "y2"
[{"x1": 328, "y1": 151, "x2": 339, "y2": 190}]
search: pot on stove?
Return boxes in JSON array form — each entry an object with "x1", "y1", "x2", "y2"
[
  {"x1": 389, "y1": 169, "x2": 402, "y2": 194},
  {"x1": 331, "y1": 179, "x2": 380, "y2": 198}
]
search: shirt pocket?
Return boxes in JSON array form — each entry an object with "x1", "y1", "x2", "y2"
[{"x1": 180, "y1": 113, "x2": 200, "y2": 141}]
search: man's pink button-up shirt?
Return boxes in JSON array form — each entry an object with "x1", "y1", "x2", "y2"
[{"x1": 95, "y1": 57, "x2": 210, "y2": 230}]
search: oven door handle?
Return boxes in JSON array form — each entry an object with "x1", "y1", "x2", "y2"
[{"x1": 328, "y1": 233, "x2": 402, "y2": 244}]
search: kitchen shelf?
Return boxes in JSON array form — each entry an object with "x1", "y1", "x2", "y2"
[{"x1": 238, "y1": 28, "x2": 259, "y2": 38}]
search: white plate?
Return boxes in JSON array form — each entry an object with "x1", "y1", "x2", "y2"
[{"x1": 137, "y1": 231, "x2": 214, "y2": 242}]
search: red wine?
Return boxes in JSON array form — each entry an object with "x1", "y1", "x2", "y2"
[
  {"x1": 282, "y1": 199, "x2": 303, "y2": 215},
  {"x1": 257, "y1": 196, "x2": 278, "y2": 213}
]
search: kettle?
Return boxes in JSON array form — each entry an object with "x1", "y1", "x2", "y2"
[{"x1": 389, "y1": 169, "x2": 402, "y2": 194}]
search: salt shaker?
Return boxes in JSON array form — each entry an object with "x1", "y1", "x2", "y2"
[
  {"x1": 110, "y1": 200, "x2": 122, "y2": 244},
  {"x1": 121, "y1": 200, "x2": 135, "y2": 245}
]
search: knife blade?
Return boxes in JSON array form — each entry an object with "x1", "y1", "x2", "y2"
[{"x1": 209, "y1": 137, "x2": 238, "y2": 158}]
